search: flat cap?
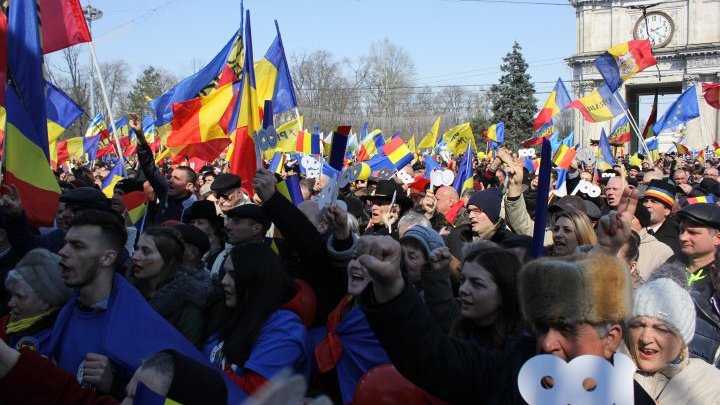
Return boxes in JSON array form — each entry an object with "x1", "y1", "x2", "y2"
[
  {"x1": 676, "y1": 202, "x2": 720, "y2": 229},
  {"x1": 210, "y1": 173, "x2": 241, "y2": 192},
  {"x1": 59, "y1": 187, "x2": 113, "y2": 212},
  {"x1": 172, "y1": 224, "x2": 211, "y2": 255},
  {"x1": 226, "y1": 203, "x2": 271, "y2": 230}
]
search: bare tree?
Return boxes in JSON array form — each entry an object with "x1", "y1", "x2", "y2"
[{"x1": 361, "y1": 38, "x2": 415, "y2": 117}]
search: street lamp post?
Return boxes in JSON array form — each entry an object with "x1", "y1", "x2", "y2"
[{"x1": 83, "y1": 4, "x2": 103, "y2": 117}]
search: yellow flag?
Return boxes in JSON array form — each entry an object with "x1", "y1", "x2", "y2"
[
  {"x1": 407, "y1": 135, "x2": 416, "y2": 153},
  {"x1": 263, "y1": 116, "x2": 303, "y2": 159},
  {"x1": 418, "y1": 116, "x2": 440, "y2": 149},
  {"x1": 442, "y1": 122, "x2": 476, "y2": 156}
]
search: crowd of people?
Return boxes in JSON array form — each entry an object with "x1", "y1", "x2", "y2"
[{"x1": 0, "y1": 118, "x2": 719, "y2": 404}]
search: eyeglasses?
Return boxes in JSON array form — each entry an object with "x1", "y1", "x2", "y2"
[
  {"x1": 214, "y1": 189, "x2": 238, "y2": 200},
  {"x1": 467, "y1": 207, "x2": 484, "y2": 215}
]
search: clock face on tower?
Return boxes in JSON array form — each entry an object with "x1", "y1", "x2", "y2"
[{"x1": 633, "y1": 11, "x2": 674, "y2": 48}]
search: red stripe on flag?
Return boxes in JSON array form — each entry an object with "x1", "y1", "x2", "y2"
[
  {"x1": 3, "y1": 172, "x2": 59, "y2": 227},
  {"x1": 40, "y1": 0, "x2": 91, "y2": 54}
]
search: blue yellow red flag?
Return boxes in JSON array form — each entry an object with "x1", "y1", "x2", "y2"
[
  {"x1": 101, "y1": 163, "x2": 124, "y2": 198},
  {"x1": 594, "y1": 40, "x2": 656, "y2": 92},
  {"x1": 46, "y1": 83, "x2": 83, "y2": 143},
  {"x1": 484, "y1": 122, "x2": 504, "y2": 143},
  {"x1": 453, "y1": 144, "x2": 474, "y2": 195},
  {"x1": 533, "y1": 78, "x2": 571, "y2": 131},
  {"x1": 381, "y1": 136, "x2": 414, "y2": 169},
  {"x1": 254, "y1": 21, "x2": 297, "y2": 115},
  {"x1": 568, "y1": 84, "x2": 626, "y2": 123},
  {"x1": 609, "y1": 116, "x2": 631, "y2": 145}
]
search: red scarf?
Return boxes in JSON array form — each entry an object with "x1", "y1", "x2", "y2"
[{"x1": 315, "y1": 294, "x2": 353, "y2": 373}]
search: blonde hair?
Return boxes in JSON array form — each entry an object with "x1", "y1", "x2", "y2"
[{"x1": 555, "y1": 210, "x2": 597, "y2": 246}]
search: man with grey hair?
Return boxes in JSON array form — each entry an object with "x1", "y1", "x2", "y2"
[{"x1": 397, "y1": 212, "x2": 432, "y2": 237}]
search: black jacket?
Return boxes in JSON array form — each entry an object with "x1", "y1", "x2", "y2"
[
  {"x1": 360, "y1": 283, "x2": 655, "y2": 404},
  {"x1": 651, "y1": 217, "x2": 680, "y2": 255},
  {"x1": 136, "y1": 143, "x2": 195, "y2": 224},
  {"x1": 261, "y1": 193, "x2": 349, "y2": 327}
]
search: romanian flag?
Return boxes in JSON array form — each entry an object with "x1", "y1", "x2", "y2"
[
  {"x1": 417, "y1": 117, "x2": 440, "y2": 149},
  {"x1": 101, "y1": 163, "x2": 124, "y2": 198},
  {"x1": 484, "y1": 122, "x2": 505, "y2": 143},
  {"x1": 254, "y1": 21, "x2": 297, "y2": 115},
  {"x1": 328, "y1": 125, "x2": 352, "y2": 171},
  {"x1": 357, "y1": 130, "x2": 385, "y2": 161},
  {"x1": 523, "y1": 122, "x2": 556, "y2": 147},
  {"x1": 686, "y1": 195, "x2": 715, "y2": 205},
  {"x1": 442, "y1": 122, "x2": 475, "y2": 156},
  {"x1": 675, "y1": 143, "x2": 691, "y2": 156},
  {"x1": 381, "y1": 136, "x2": 414, "y2": 169},
  {"x1": 609, "y1": 116, "x2": 631, "y2": 145},
  {"x1": 85, "y1": 113, "x2": 110, "y2": 140},
  {"x1": 267, "y1": 152, "x2": 285, "y2": 174},
  {"x1": 533, "y1": 78, "x2": 571, "y2": 131},
  {"x1": 453, "y1": 144, "x2": 474, "y2": 195},
  {"x1": 642, "y1": 90, "x2": 658, "y2": 139},
  {"x1": 594, "y1": 40, "x2": 657, "y2": 92},
  {"x1": 295, "y1": 131, "x2": 321, "y2": 155},
  {"x1": 55, "y1": 137, "x2": 85, "y2": 166},
  {"x1": 3, "y1": 0, "x2": 60, "y2": 227},
  {"x1": 276, "y1": 174, "x2": 303, "y2": 206},
  {"x1": 552, "y1": 144, "x2": 577, "y2": 170},
  {"x1": 568, "y1": 84, "x2": 626, "y2": 123},
  {"x1": 122, "y1": 191, "x2": 148, "y2": 225},
  {"x1": 150, "y1": 30, "x2": 242, "y2": 132},
  {"x1": 46, "y1": 83, "x2": 83, "y2": 143},
  {"x1": 165, "y1": 82, "x2": 234, "y2": 162},
  {"x1": 228, "y1": 11, "x2": 260, "y2": 193},
  {"x1": 598, "y1": 128, "x2": 616, "y2": 166},
  {"x1": 702, "y1": 82, "x2": 720, "y2": 109}
]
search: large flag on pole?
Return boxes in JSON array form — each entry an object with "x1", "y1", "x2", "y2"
[
  {"x1": 46, "y1": 83, "x2": 84, "y2": 143},
  {"x1": 593, "y1": 40, "x2": 656, "y2": 92},
  {"x1": 4, "y1": 0, "x2": 60, "y2": 226},
  {"x1": 598, "y1": 128, "x2": 616, "y2": 166},
  {"x1": 653, "y1": 85, "x2": 700, "y2": 134},
  {"x1": 641, "y1": 90, "x2": 659, "y2": 139},
  {"x1": 442, "y1": 122, "x2": 475, "y2": 155},
  {"x1": 533, "y1": 78, "x2": 571, "y2": 131},
  {"x1": 567, "y1": 84, "x2": 626, "y2": 123},
  {"x1": 608, "y1": 116, "x2": 631, "y2": 145},
  {"x1": 228, "y1": 10, "x2": 260, "y2": 193},
  {"x1": 702, "y1": 82, "x2": 720, "y2": 109},
  {"x1": 39, "y1": 0, "x2": 92, "y2": 54},
  {"x1": 453, "y1": 144, "x2": 474, "y2": 195},
  {"x1": 254, "y1": 21, "x2": 297, "y2": 115}
]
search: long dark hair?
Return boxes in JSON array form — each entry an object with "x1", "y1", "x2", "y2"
[
  {"x1": 216, "y1": 243, "x2": 296, "y2": 366},
  {"x1": 451, "y1": 246, "x2": 523, "y2": 349}
]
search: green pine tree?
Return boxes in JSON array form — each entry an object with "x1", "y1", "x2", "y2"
[
  {"x1": 490, "y1": 42, "x2": 537, "y2": 149},
  {"x1": 127, "y1": 66, "x2": 166, "y2": 117}
]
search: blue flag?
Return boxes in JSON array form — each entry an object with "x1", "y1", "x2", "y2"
[
  {"x1": 646, "y1": 137, "x2": 659, "y2": 151},
  {"x1": 532, "y1": 139, "x2": 552, "y2": 259},
  {"x1": 653, "y1": 85, "x2": 700, "y2": 134},
  {"x1": 599, "y1": 128, "x2": 616, "y2": 166},
  {"x1": 548, "y1": 130, "x2": 561, "y2": 154},
  {"x1": 453, "y1": 144, "x2": 474, "y2": 195},
  {"x1": 423, "y1": 153, "x2": 442, "y2": 179}
]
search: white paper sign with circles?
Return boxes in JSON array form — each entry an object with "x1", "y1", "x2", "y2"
[
  {"x1": 430, "y1": 169, "x2": 455, "y2": 187},
  {"x1": 517, "y1": 353, "x2": 635, "y2": 405},
  {"x1": 396, "y1": 170, "x2": 414, "y2": 184},
  {"x1": 571, "y1": 180, "x2": 601, "y2": 198},
  {"x1": 301, "y1": 156, "x2": 322, "y2": 179},
  {"x1": 519, "y1": 148, "x2": 536, "y2": 158}
]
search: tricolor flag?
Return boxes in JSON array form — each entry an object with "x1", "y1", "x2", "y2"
[
  {"x1": 3, "y1": 0, "x2": 60, "y2": 226},
  {"x1": 381, "y1": 136, "x2": 414, "y2": 169},
  {"x1": 675, "y1": 142, "x2": 691, "y2": 156},
  {"x1": 39, "y1": 0, "x2": 92, "y2": 54},
  {"x1": 85, "y1": 113, "x2": 110, "y2": 141},
  {"x1": 267, "y1": 152, "x2": 285, "y2": 174},
  {"x1": 150, "y1": 30, "x2": 242, "y2": 132},
  {"x1": 165, "y1": 82, "x2": 234, "y2": 162},
  {"x1": 642, "y1": 91, "x2": 659, "y2": 139},
  {"x1": 533, "y1": 78, "x2": 571, "y2": 131},
  {"x1": 484, "y1": 122, "x2": 504, "y2": 143},
  {"x1": 552, "y1": 144, "x2": 577, "y2": 170},
  {"x1": 228, "y1": 11, "x2": 260, "y2": 193},
  {"x1": 46, "y1": 83, "x2": 83, "y2": 143},
  {"x1": 568, "y1": 84, "x2": 627, "y2": 123},
  {"x1": 609, "y1": 116, "x2": 631, "y2": 145},
  {"x1": 122, "y1": 191, "x2": 148, "y2": 225},
  {"x1": 653, "y1": 85, "x2": 700, "y2": 135},
  {"x1": 276, "y1": 174, "x2": 304, "y2": 206},
  {"x1": 295, "y1": 131, "x2": 321, "y2": 155},
  {"x1": 686, "y1": 195, "x2": 715, "y2": 205},
  {"x1": 598, "y1": 128, "x2": 616, "y2": 166},
  {"x1": 254, "y1": 21, "x2": 297, "y2": 115},
  {"x1": 101, "y1": 163, "x2": 124, "y2": 198},
  {"x1": 453, "y1": 144, "x2": 474, "y2": 195},
  {"x1": 357, "y1": 130, "x2": 385, "y2": 161},
  {"x1": 523, "y1": 122, "x2": 556, "y2": 147},
  {"x1": 417, "y1": 116, "x2": 441, "y2": 149},
  {"x1": 594, "y1": 40, "x2": 656, "y2": 92}
]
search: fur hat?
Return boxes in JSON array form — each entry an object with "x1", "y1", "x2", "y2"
[{"x1": 519, "y1": 253, "x2": 631, "y2": 330}]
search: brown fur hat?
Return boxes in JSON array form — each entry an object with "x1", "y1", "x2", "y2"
[{"x1": 519, "y1": 253, "x2": 631, "y2": 330}]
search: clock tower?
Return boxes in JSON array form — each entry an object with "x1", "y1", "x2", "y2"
[{"x1": 566, "y1": 0, "x2": 720, "y2": 150}]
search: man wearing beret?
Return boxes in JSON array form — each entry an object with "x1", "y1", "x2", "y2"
[
  {"x1": 210, "y1": 173, "x2": 248, "y2": 213},
  {"x1": 642, "y1": 178, "x2": 680, "y2": 254},
  {"x1": 669, "y1": 202, "x2": 720, "y2": 368},
  {"x1": 129, "y1": 114, "x2": 197, "y2": 224}
]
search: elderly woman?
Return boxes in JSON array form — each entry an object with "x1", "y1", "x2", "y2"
[
  {"x1": 0, "y1": 249, "x2": 72, "y2": 355},
  {"x1": 624, "y1": 274, "x2": 720, "y2": 404}
]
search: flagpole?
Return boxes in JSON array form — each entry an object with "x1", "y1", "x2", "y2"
[
  {"x1": 87, "y1": 41, "x2": 126, "y2": 177},
  {"x1": 612, "y1": 92, "x2": 652, "y2": 158}
]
